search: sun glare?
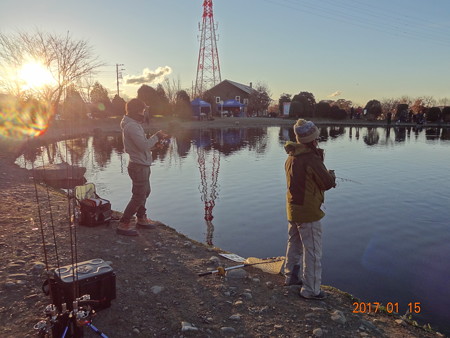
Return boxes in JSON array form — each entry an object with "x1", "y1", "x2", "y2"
[{"x1": 18, "y1": 61, "x2": 55, "y2": 90}]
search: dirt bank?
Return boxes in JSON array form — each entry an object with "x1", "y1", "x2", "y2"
[{"x1": 0, "y1": 117, "x2": 445, "y2": 337}]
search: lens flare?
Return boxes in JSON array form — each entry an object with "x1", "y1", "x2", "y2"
[{"x1": 0, "y1": 96, "x2": 52, "y2": 140}]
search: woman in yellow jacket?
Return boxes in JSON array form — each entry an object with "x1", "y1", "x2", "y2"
[{"x1": 284, "y1": 119, "x2": 336, "y2": 299}]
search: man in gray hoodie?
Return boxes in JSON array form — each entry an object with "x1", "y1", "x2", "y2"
[{"x1": 117, "y1": 98, "x2": 168, "y2": 236}]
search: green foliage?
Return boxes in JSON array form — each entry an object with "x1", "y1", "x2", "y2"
[
  {"x1": 334, "y1": 99, "x2": 353, "y2": 111},
  {"x1": 396, "y1": 103, "x2": 409, "y2": 115},
  {"x1": 155, "y1": 84, "x2": 170, "y2": 115},
  {"x1": 316, "y1": 101, "x2": 331, "y2": 118},
  {"x1": 63, "y1": 86, "x2": 87, "y2": 120},
  {"x1": 442, "y1": 106, "x2": 450, "y2": 122},
  {"x1": 137, "y1": 84, "x2": 170, "y2": 117},
  {"x1": 288, "y1": 101, "x2": 302, "y2": 117},
  {"x1": 175, "y1": 90, "x2": 192, "y2": 120},
  {"x1": 248, "y1": 85, "x2": 271, "y2": 117},
  {"x1": 278, "y1": 93, "x2": 291, "y2": 115},
  {"x1": 364, "y1": 99, "x2": 382, "y2": 120},
  {"x1": 426, "y1": 107, "x2": 441, "y2": 122},
  {"x1": 111, "y1": 95, "x2": 126, "y2": 116},
  {"x1": 289, "y1": 92, "x2": 316, "y2": 117},
  {"x1": 330, "y1": 107, "x2": 347, "y2": 120},
  {"x1": 90, "y1": 82, "x2": 111, "y2": 117}
]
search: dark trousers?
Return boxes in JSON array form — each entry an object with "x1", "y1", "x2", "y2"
[{"x1": 120, "y1": 162, "x2": 151, "y2": 222}]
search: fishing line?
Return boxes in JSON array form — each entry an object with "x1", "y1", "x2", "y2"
[
  {"x1": 63, "y1": 131, "x2": 80, "y2": 303},
  {"x1": 30, "y1": 151, "x2": 52, "y2": 290},
  {"x1": 39, "y1": 144, "x2": 61, "y2": 272},
  {"x1": 335, "y1": 176, "x2": 362, "y2": 185}
]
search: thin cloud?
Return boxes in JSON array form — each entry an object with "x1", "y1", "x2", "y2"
[
  {"x1": 328, "y1": 91, "x2": 342, "y2": 97},
  {"x1": 125, "y1": 66, "x2": 172, "y2": 85}
]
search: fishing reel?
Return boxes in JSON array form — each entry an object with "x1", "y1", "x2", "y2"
[{"x1": 34, "y1": 295, "x2": 108, "y2": 338}]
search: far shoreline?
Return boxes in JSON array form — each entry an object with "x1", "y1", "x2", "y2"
[{"x1": 1, "y1": 116, "x2": 448, "y2": 161}]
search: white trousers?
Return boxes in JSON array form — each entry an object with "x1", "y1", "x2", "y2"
[{"x1": 285, "y1": 221, "x2": 323, "y2": 297}]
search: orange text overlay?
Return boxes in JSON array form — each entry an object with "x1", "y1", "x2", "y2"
[{"x1": 352, "y1": 302, "x2": 421, "y2": 314}]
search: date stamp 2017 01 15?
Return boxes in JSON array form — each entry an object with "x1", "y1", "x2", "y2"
[{"x1": 352, "y1": 302, "x2": 421, "y2": 314}]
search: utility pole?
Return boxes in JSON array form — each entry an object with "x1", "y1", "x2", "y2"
[{"x1": 116, "y1": 64, "x2": 125, "y2": 96}]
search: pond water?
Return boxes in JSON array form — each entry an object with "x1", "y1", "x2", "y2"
[{"x1": 17, "y1": 125, "x2": 450, "y2": 334}]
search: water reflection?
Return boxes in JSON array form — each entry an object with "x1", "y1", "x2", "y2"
[
  {"x1": 363, "y1": 128, "x2": 380, "y2": 146},
  {"x1": 21, "y1": 126, "x2": 450, "y2": 174},
  {"x1": 196, "y1": 146, "x2": 220, "y2": 246}
]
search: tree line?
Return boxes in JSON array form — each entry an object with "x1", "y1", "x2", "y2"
[{"x1": 278, "y1": 92, "x2": 450, "y2": 123}]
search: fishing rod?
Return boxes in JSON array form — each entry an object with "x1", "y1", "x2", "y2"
[{"x1": 198, "y1": 257, "x2": 284, "y2": 277}]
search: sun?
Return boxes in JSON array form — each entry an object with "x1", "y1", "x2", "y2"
[{"x1": 18, "y1": 61, "x2": 56, "y2": 90}]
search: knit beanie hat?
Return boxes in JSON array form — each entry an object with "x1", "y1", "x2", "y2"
[{"x1": 293, "y1": 119, "x2": 320, "y2": 144}]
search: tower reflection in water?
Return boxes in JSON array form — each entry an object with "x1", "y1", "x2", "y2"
[{"x1": 196, "y1": 145, "x2": 220, "y2": 246}]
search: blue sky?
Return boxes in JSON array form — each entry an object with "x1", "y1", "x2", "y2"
[{"x1": 1, "y1": 0, "x2": 450, "y2": 106}]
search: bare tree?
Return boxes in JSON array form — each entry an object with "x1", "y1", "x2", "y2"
[
  {"x1": 248, "y1": 82, "x2": 272, "y2": 116},
  {"x1": 162, "y1": 77, "x2": 182, "y2": 105},
  {"x1": 380, "y1": 98, "x2": 399, "y2": 115},
  {"x1": 399, "y1": 95, "x2": 413, "y2": 106},
  {"x1": 0, "y1": 30, "x2": 104, "y2": 115},
  {"x1": 438, "y1": 97, "x2": 449, "y2": 106},
  {"x1": 420, "y1": 96, "x2": 436, "y2": 107}
]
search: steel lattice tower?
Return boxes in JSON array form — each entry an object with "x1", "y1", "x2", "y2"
[{"x1": 195, "y1": 0, "x2": 222, "y2": 98}]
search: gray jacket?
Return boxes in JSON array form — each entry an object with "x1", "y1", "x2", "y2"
[{"x1": 120, "y1": 115, "x2": 159, "y2": 166}]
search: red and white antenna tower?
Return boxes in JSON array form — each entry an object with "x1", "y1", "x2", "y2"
[{"x1": 195, "y1": 0, "x2": 222, "y2": 98}]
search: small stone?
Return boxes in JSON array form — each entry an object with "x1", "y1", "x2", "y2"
[
  {"x1": 274, "y1": 324, "x2": 283, "y2": 329},
  {"x1": 252, "y1": 278, "x2": 260, "y2": 283},
  {"x1": 313, "y1": 328, "x2": 323, "y2": 337},
  {"x1": 234, "y1": 300, "x2": 243, "y2": 306},
  {"x1": 220, "y1": 327, "x2": 236, "y2": 334},
  {"x1": 226, "y1": 268, "x2": 247, "y2": 279},
  {"x1": 132, "y1": 327, "x2": 140, "y2": 334},
  {"x1": 240, "y1": 292, "x2": 252, "y2": 300},
  {"x1": 209, "y1": 256, "x2": 220, "y2": 266},
  {"x1": 24, "y1": 294, "x2": 39, "y2": 300},
  {"x1": 360, "y1": 319, "x2": 378, "y2": 331},
  {"x1": 266, "y1": 281, "x2": 274, "y2": 289},
  {"x1": 330, "y1": 310, "x2": 346, "y2": 324},
  {"x1": 151, "y1": 286, "x2": 164, "y2": 294},
  {"x1": 183, "y1": 241, "x2": 193, "y2": 248},
  {"x1": 395, "y1": 319, "x2": 406, "y2": 326},
  {"x1": 181, "y1": 321, "x2": 199, "y2": 332},
  {"x1": 229, "y1": 314, "x2": 241, "y2": 320},
  {"x1": 305, "y1": 313, "x2": 316, "y2": 318},
  {"x1": 311, "y1": 307, "x2": 326, "y2": 312}
]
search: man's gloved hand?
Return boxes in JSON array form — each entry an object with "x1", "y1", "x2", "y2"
[{"x1": 329, "y1": 170, "x2": 337, "y2": 188}]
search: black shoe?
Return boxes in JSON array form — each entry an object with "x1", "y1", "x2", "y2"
[
  {"x1": 284, "y1": 265, "x2": 302, "y2": 286},
  {"x1": 300, "y1": 290, "x2": 327, "y2": 300},
  {"x1": 284, "y1": 280, "x2": 303, "y2": 287}
]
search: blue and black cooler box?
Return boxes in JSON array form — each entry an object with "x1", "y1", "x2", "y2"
[{"x1": 48, "y1": 258, "x2": 116, "y2": 312}]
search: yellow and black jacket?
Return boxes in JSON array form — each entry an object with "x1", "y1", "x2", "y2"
[{"x1": 284, "y1": 142, "x2": 336, "y2": 223}]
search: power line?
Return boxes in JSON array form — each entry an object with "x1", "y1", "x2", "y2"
[{"x1": 262, "y1": 0, "x2": 450, "y2": 47}]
